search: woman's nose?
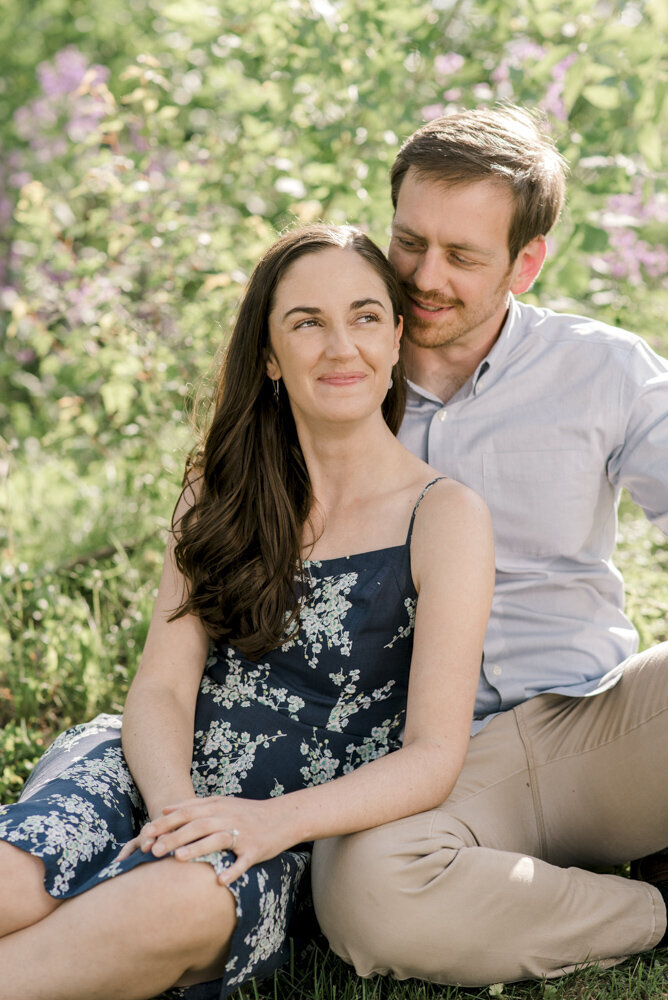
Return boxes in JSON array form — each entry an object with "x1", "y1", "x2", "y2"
[{"x1": 325, "y1": 323, "x2": 358, "y2": 358}]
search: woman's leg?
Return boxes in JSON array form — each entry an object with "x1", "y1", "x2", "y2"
[
  {"x1": 0, "y1": 842, "x2": 61, "y2": 937},
  {"x1": 0, "y1": 855, "x2": 236, "y2": 1000}
]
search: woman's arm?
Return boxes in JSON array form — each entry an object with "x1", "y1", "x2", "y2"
[
  {"x1": 140, "y1": 479, "x2": 494, "y2": 883},
  {"x1": 120, "y1": 485, "x2": 209, "y2": 833}
]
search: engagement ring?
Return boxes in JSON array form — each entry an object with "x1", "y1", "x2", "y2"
[{"x1": 225, "y1": 828, "x2": 240, "y2": 851}]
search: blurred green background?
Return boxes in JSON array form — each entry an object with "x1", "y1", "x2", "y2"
[{"x1": 1, "y1": 0, "x2": 667, "y2": 799}]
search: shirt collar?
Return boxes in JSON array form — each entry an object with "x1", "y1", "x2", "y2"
[{"x1": 405, "y1": 294, "x2": 523, "y2": 404}]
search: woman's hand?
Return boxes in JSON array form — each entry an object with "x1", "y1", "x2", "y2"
[{"x1": 131, "y1": 795, "x2": 293, "y2": 884}]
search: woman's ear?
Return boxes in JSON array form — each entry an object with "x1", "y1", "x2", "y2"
[
  {"x1": 392, "y1": 316, "x2": 403, "y2": 365},
  {"x1": 265, "y1": 353, "x2": 281, "y2": 381}
]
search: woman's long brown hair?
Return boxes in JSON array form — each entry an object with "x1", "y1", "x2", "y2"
[{"x1": 170, "y1": 224, "x2": 407, "y2": 660}]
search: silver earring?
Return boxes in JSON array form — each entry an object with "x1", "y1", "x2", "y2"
[
  {"x1": 388, "y1": 376, "x2": 393, "y2": 390},
  {"x1": 273, "y1": 378, "x2": 280, "y2": 400}
]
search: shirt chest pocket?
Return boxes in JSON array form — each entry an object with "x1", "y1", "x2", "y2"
[{"x1": 482, "y1": 450, "x2": 602, "y2": 559}]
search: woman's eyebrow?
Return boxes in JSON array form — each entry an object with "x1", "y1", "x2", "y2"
[
  {"x1": 282, "y1": 298, "x2": 386, "y2": 320},
  {"x1": 350, "y1": 298, "x2": 385, "y2": 310},
  {"x1": 282, "y1": 305, "x2": 321, "y2": 320}
]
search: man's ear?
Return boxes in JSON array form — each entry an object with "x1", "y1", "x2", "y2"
[{"x1": 509, "y1": 236, "x2": 547, "y2": 295}]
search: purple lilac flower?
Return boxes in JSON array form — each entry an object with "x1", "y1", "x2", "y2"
[
  {"x1": 14, "y1": 46, "x2": 111, "y2": 157},
  {"x1": 37, "y1": 47, "x2": 90, "y2": 97},
  {"x1": 541, "y1": 53, "x2": 577, "y2": 122},
  {"x1": 596, "y1": 189, "x2": 668, "y2": 286},
  {"x1": 65, "y1": 277, "x2": 119, "y2": 327},
  {"x1": 421, "y1": 103, "x2": 445, "y2": 121},
  {"x1": 434, "y1": 52, "x2": 465, "y2": 79},
  {"x1": 0, "y1": 197, "x2": 12, "y2": 226},
  {"x1": 491, "y1": 62, "x2": 511, "y2": 85},
  {"x1": 607, "y1": 189, "x2": 668, "y2": 224},
  {"x1": 506, "y1": 38, "x2": 547, "y2": 63},
  {"x1": 490, "y1": 38, "x2": 547, "y2": 101}
]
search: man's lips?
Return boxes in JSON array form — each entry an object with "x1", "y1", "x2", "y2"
[{"x1": 406, "y1": 293, "x2": 460, "y2": 317}]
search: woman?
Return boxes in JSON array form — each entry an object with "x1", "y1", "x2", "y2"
[{"x1": 0, "y1": 225, "x2": 494, "y2": 1000}]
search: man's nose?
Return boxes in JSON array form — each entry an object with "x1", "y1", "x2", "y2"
[{"x1": 413, "y1": 249, "x2": 449, "y2": 293}]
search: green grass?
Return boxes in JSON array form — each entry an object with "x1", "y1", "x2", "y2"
[{"x1": 224, "y1": 943, "x2": 668, "y2": 1000}]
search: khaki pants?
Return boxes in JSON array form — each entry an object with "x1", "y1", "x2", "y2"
[{"x1": 311, "y1": 643, "x2": 668, "y2": 985}]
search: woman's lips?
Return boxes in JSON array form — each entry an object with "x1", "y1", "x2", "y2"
[{"x1": 318, "y1": 373, "x2": 368, "y2": 385}]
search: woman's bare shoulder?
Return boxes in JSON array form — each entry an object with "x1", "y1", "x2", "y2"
[
  {"x1": 412, "y1": 465, "x2": 489, "y2": 519},
  {"x1": 410, "y1": 472, "x2": 492, "y2": 555}
]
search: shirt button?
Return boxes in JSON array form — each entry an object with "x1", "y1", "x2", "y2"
[
  {"x1": 491, "y1": 665, "x2": 502, "y2": 676},
  {"x1": 437, "y1": 408, "x2": 448, "y2": 422}
]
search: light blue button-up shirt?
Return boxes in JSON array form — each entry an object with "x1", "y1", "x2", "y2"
[{"x1": 399, "y1": 296, "x2": 668, "y2": 732}]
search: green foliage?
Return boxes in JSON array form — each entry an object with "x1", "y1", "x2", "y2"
[{"x1": 0, "y1": 0, "x2": 666, "y2": 837}]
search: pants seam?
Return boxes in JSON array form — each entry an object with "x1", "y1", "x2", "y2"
[
  {"x1": 640, "y1": 880, "x2": 667, "y2": 949},
  {"x1": 513, "y1": 704, "x2": 547, "y2": 858}
]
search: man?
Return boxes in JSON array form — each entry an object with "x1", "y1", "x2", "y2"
[{"x1": 311, "y1": 105, "x2": 668, "y2": 985}]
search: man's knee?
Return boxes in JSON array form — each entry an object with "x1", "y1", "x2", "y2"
[
  {"x1": 312, "y1": 826, "x2": 396, "y2": 947},
  {"x1": 311, "y1": 814, "x2": 466, "y2": 978},
  {"x1": 619, "y1": 640, "x2": 668, "y2": 693}
]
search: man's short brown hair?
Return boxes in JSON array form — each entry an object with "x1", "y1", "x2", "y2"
[{"x1": 391, "y1": 105, "x2": 568, "y2": 261}]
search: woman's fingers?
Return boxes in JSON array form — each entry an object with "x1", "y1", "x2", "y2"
[
  {"x1": 161, "y1": 797, "x2": 199, "y2": 814},
  {"x1": 218, "y1": 853, "x2": 251, "y2": 885},
  {"x1": 151, "y1": 816, "x2": 237, "y2": 857},
  {"x1": 116, "y1": 835, "x2": 142, "y2": 860},
  {"x1": 144, "y1": 798, "x2": 219, "y2": 840},
  {"x1": 133, "y1": 797, "x2": 277, "y2": 884},
  {"x1": 173, "y1": 829, "x2": 240, "y2": 861}
]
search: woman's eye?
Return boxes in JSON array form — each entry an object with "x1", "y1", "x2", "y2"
[
  {"x1": 295, "y1": 317, "x2": 319, "y2": 329},
  {"x1": 357, "y1": 313, "x2": 379, "y2": 324}
]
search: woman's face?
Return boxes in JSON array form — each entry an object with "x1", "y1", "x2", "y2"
[{"x1": 266, "y1": 246, "x2": 402, "y2": 431}]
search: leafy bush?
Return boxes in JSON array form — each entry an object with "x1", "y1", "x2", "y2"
[{"x1": 0, "y1": 0, "x2": 666, "y2": 798}]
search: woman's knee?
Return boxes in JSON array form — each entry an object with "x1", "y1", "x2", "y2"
[
  {"x1": 128, "y1": 858, "x2": 237, "y2": 971},
  {"x1": 0, "y1": 841, "x2": 60, "y2": 936}
]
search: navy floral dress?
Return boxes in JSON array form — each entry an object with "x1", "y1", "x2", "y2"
[{"x1": 0, "y1": 481, "x2": 442, "y2": 999}]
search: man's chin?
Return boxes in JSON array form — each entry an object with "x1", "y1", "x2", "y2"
[{"x1": 405, "y1": 321, "x2": 463, "y2": 349}]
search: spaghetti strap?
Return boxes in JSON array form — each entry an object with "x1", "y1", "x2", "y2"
[{"x1": 406, "y1": 477, "x2": 447, "y2": 544}]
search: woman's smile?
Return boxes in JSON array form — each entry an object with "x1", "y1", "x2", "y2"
[{"x1": 318, "y1": 371, "x2": 368, "y2": 386}]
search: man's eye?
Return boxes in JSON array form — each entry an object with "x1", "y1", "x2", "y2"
[{"x1": 398, "y1": 238, "x2": 420, "y2": 251}]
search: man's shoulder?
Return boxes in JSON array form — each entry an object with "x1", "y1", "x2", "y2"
[{"x1": 515, "y1": 299, "x2": 644, "y2": 353}]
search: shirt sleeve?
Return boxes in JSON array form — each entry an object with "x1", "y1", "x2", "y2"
[{"x1": 607, "y1": 339, "x2": 668, "y2": 534}]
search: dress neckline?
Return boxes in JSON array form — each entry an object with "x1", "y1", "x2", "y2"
[
  {"x1": 302, "y1": 542, "x2": 406, "y2": 567},
  {"x1": 301, "y1": 477, "x2": 445, "y2": 569}
]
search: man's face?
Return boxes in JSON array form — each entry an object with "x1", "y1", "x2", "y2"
[{"x1": 388, "y1": 170, "x2": 520, "y2": 352}]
